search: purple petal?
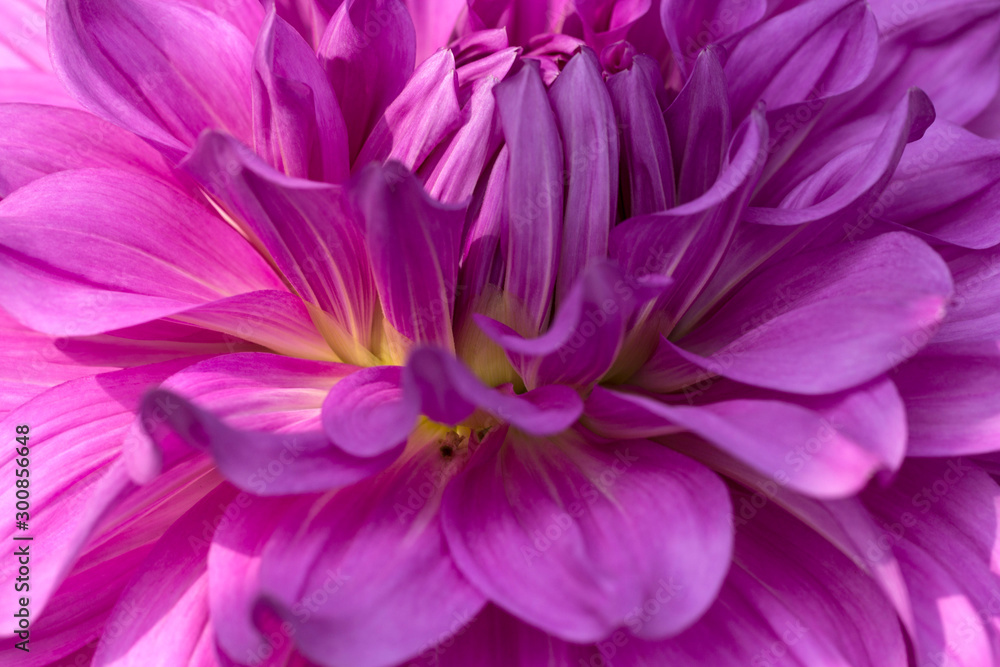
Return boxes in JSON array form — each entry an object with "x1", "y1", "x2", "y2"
[
  {"x1": 665, "y1": 46, "x2": 730, "y2": 205},
  {"x1": 0, "y1": 359, "x2": 203, "y2": 622},
  {"x1": 48, "y1": 0, "x2": 253, "y2": 161},
  {"x1": 403, "y1": 347, "x2": 584, "y2": 434},
  {"x1": 725, "y1": 0, "x2": 879, "y2": 121},
  {"x1": 90, "y1": 484, "x2": 236, "y2": 667},
  {"x1": 0, "y1": 0, "x2": 49, "y2": 71},
  {"x1": 620, "y1": 484, "x2": 908, "y2": 665},
  {"x1": 587, "y1": 376, "x2": 906, "y2": 498},
  {"x1": 659, "y1": 232, "x2": 953, "y2": 394},
  {"x1": 456, "y1": 146, "x2": 508, "y2": 316},
  {"x1": 253, "y1": 8, "x2": 350, "y2": 183},
  {"x1": 353, "y1": 162, "x2": 464, "y2": 352},
  {"x1": 659, "y1": 0, "x2": 766, "y2": 73},
  {"x1": 0, "y1": 70, "x2": 81, "y2": 108},
  {"x1": 894, "y1": 342, "x2": 1000, "y2": 458},
  {"x1": 612, "y1": 110, "x2": 767, "y2": 328},
  {"x1": 132, "y1": 353, "x2": 400, "y2": 494},
  {"x1": 404, "y1": 0, "x2": 466, "y2": 63},
  {"x1": 746, "y1": 88, "x2": 935, "y2": 227},
  {"x1": 862, "y1": 459, "x2": 1000, "y2": 667},
  {"x1": 606, "y1": 53, "x2": 675, "y2": 216},
  {"x1": 494, "y1": 60, "x2": 564, "y2": 335},
  {"x1": 442, "y1": 430, "x2": 733, "y2": 642},
  {"x1": 318, "y1": 0, "x2": 416, "y2": 160},
  {"x1": 181, "y1": 131, "x2": 376, "y2": 362},
  {"x1": 0, "y1": 103, "x2": 176, "y2": 197},
  {"x1": 321, "y1": 365, "x2": 418, "y2": 458},
  {"x1": 838, "y1": 1, "x2": 1000, "y2": 127},
  {"x1": 255, "y1": 446, "x2": 486, "y2": 667},
  {"x1": 934, "y1": 246, "x2": 1000, "y2": 344},
  {"x1": 272, "y1": 0, "x2": 342, "y2": 49},
  {"x1": 475, "y1": 262, "x2": 670, "y2": 388},
  {"x1": 880, "y1": 121, "x2": 1000, "y2": 249},
  {"x1": 549, "y1": 47, "x2": 619, "y2": 301},
  {"x1": 355, "y1": 48, "x2": 464, "y2": 172},
  {"x1": 0, "y1": 168, "x2": 284, "y2": 337},
  {"x1": 184, "y1": 0, "x2": 264, "y2": 43}
]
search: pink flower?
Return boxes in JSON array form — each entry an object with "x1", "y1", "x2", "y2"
[{"x1": 2, "y1": 0, "x2": 1000, "y2": 665}]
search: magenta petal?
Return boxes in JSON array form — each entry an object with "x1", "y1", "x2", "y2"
[
  {"x1": 475, "y1": 262, "x2": 670, "y2": 389},
  {"x1": 894, "y1": 342, "x2": 1000, "y2": 458},
  {"x1": 0, "y1": 168, "x2": 284, "y2": 337},
  {"x1": 665, "y1": 232, "x2": 953, "y2": 394},
  {"x1": 549, "y1": 47, "x2": 619, "y2": 301},
  {"x1": 587, "y1": 376, "x2": 906, "y2": 498},
  {"x1": 0, "y1": 359, "x2": 201, "y2": 621},
  {"x1": 184, "y1": 0, "x2": 265, "y2": 43},
  {"x1": 442, "y1": 431, "x2": 732, "y2": 642},
  {"x1": 935, "y1": 247, "x2": 1000, "y2": 344},
  {"x1": 404, "y1": 0, "x2": 466, "y2": 63},
  {"x1": 862, "y1": 460, "x2": 1000, "y2": 667},
  {"x1": 659, "y1": 0, "x2": 765, "y2": 73},
  {"x1": 745, "y1": 87, "x2": 935, "y2": 227},
  {"x1": 495, "y1": 60, "x2": 564, "y2": 335},
  {"x1": 272, "y1": 0, "x2": 342, "y2": 49},
  {"x1": 612, "y1": 109, "x2": 767, "y2": 326},
  {"x1": 182, "y1": 131, "x2": 375, "y2": 360},
  {"x1": 0, "y1": 103, "x2": 176, "y2": 197},
  {"x1": 90, "y1": 484, "x2": 236, "y2": 667},
  {"x1": 253, "y1": 8, "x2": 350, "y2": 183},
  {"x1": 353, "y1": 162, "x2": 464, "y2": 351},
  {"x1": 881, "y1": 121, "x2": 1000, "y2": 249},
  {"x1": 256, "y1": 448, "x2": 487, "y2": 667},
  {"x1": 132, "y1": 353, "x2": 400, "y2": 494},
  {"x1": 725, "y1": 0, "x2": 879, "y2": 121},
  {"x1": 0, "y1": 0, "x2": 50, "y2": 71},
  {"x1": 623, "y1": 486, "x2": 908, "y2": 665},
  {"x1": 606, "y1": 53, "x2": 675, "y2": 216},
  {"x1": 356, "y1": 48, "x2": 464, "y2": 171},
  {"x1": 321, "y1": 365, "x2": 418, "y2": 458},
  {"x1": 48, "y1": 0, "x2": 253, "y2": 161},
  {"x1": 665, "y1": 46, "x2": 730, "y2": 205},
  {"x1": 0, "y1": 70, "x2": 82, "y2": 108},
  {"x1": 318, "y1": 0, "x2": 416, "y2": 160},
  {"x1": 402, "y1": 347, "x2": 584, "y2": 434}
]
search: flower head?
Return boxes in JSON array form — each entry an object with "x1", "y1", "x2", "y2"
[{"x1": 3, "y1": 0, "x2": 1000, "y2": 665}]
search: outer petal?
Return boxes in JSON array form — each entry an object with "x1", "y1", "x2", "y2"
[
  {"x1": 0, "y1": 103, "x2": 176, "y2": 198},
  {"x1": 90, "y1": 485, "x2": 238, "y2": 667},
  {"x1": 862, "y1": 459, "x2": 1000, "y2": 667},
  {"x1": 0, "y1": 70, "x2": 80, "y2": 108},
  {"x1": 318, "y1": 0, "x2": 416, "y2": 160},
  {"x1": 724, "y1": 0, "x2": 879, "y2": 121},
  {"x1": 353, "y1": 162, "x2": 464, "y2": 353},
  {"x1": 549, "y1": 47, "x2": 618, "y2": 301},
  {"x1": 880, "y1": 121, "x2": 1000, "y2": 249},
  {"x1": 253, "y1": 9, "x2": 350, "y2": 183},
  {"x1": 442, "y1": 430, "x2": 733, "y2": 642},
  {"x1": 0, "y1": 0, "x2": 49, "y2": 71},
  {"x1": 182, "y1": 131, "x2": 375, "y2": 363},
  {"x1": 255, "y1": 443, "x2": 487, "y2": 667},
  {"x1": 935, "y1": 246, "x2": 1000, "y2": 344},
  {"x1": 0, "y1": 359, "x2": 206, "y2": 621},
  {"x1": 893, "y1": 342, "x2": 1000, "y2": 458},
  {"x1": 660, "y1": 232, "x2": 953, "y2": 394},
  {"x1": 495, "y1": 60, "x2": 564, "y2": 335},
  {"x1": 615, "y1": 484, "x2": 908, "y2": 666},
  {"x1": 746, "y1": 88, "x2": 935, "y2": 227},
  {"x1": 586, "y1": 376, "x2": 906, "y2": 498},
  {"x1": 48, "y1": 0, "x2": 253, "y2": 161},
  {"x1": 659, "y1": 0, "x2": 766, "y2": 73},
  {"x1": 0, "y1": 168, "x2": 285, "y2": 337}
]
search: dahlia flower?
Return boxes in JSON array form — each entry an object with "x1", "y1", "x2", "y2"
[{"x1": 2, "y1": 0, "x2": 1000, "y2": 664}]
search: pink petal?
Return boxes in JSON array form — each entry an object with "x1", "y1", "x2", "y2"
[
  {"x1": 253, "y1": 8, "x2": 350, "y2": 183},
  {"x1": 318, "y1": 0, "x2": 416, "y2": 160},
  {"x1": 442, "y1": 429, "x2": 733, "y2": 642},
  {"x1": 658, "y1": 232, "x2": 952, "y2": 394},
  {"x1": 0, "y1": 168, "x2": 285, "y2": 336},
  {"x1": 255, "y1": 445, "x2": 486, "y2": 667},
  {"x1": 587, "y1": 376, "x2": 906, "y2": 498},
  {"x1": 0, "y1": 103, "x2": 178, "y2": 198},
  {"x1": 659, "y1": 0, "x2": 766, "y2": 73},
  {"x1": 48, "y1": 0, "x2": 254, "y2": 161}
]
